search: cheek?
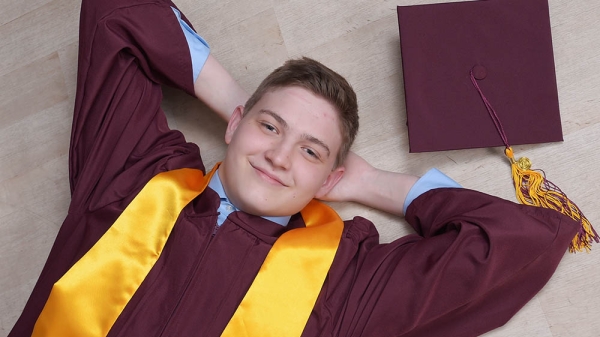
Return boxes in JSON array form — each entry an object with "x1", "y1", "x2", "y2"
[
  {"x1": 294, "y1": 164, "x2": 329, "y2": 191},
  {"x1": 231, "y1": 128, "x2": 264, "y2": 153}
]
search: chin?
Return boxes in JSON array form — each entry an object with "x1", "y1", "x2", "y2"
[{"x1": 226, "y1": 177, "x2": 312, "y2": 217}]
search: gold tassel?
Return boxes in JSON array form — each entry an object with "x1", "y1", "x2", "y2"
[{"x1": 504, "y1": 147, "x2": 598, "y2": 253}]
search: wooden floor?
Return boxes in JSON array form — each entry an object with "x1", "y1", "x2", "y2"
[{"x1": 1, "y1": 0, "x2": 599, "y2": 336}]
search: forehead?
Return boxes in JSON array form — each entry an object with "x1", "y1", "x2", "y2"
[{"x1": 250, "y1": 86, "x2": 339, "y2": 125}]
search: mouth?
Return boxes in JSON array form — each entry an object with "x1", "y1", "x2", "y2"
[{"x1": 251, "y1": 164, "x2": 287, "y2": 186}]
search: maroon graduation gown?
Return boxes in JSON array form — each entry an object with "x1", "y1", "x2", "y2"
[{"x1": 9, "y1": 0, "x2": 579, "y2": 336}]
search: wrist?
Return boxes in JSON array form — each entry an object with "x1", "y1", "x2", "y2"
[{"x1": 355, "y1": 169, "x2": 419, "y2": 216}]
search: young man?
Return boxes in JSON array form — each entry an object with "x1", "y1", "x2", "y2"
[{"x1": 10, "y1": 0, "x2": 579, "y2": 336}]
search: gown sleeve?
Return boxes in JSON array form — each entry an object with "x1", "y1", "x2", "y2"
[
  {"x1": 338, "y1": 188, "x2": 579, "y2": 337},
  {"x1": 68, "y1": 0, "x2": 206, "y2": 213},
  {"x1": 10, "y1": 1, "x2": 206, "y2": 335}
]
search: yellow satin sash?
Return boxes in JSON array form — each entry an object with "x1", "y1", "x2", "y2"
[
  {"x1": 32, "y1": 167, "x2": 213, "y2": 337},
  {"x1": 221, "y1": 199, "x2": 344, "y2": 337},
  {"x1": 32, "y1": 166, "x2": 344, "y2": 337}
]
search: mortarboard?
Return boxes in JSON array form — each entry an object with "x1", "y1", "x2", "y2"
[
  {"x1": 397, "y1": 0, "x2": 562, "y2": 153},
  {"x1": 396, "y1": 0, "x2": 597, "y2": 252}
]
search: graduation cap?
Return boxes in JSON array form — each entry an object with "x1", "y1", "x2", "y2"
[{"x1": 396, "y1": 0, "x2": 597, "y2": 252}]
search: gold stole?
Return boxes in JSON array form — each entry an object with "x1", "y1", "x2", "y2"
[{"x1": 32, "y1": 166, "x2": 344, "y2": 337}]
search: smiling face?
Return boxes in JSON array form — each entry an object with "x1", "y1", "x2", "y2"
[{"x1": 219, "y1": 86, "x2": 345, "y2": 217}]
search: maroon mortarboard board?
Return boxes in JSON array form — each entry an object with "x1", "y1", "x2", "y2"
[
  {"x1": 396, "y1": 0, "x2": 597, "y2": 252},
  {"x1": 397, "y1": 0, "x2": 562, "y2": 153}
]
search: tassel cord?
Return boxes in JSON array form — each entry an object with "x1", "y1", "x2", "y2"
[
  {"x1": 469, "y1": 69, "x2": 597, "y2": 252},
  {"x1": 470, "y1": 70, "x2": 510, "y2": 148}
]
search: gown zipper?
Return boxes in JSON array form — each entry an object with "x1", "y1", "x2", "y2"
[{"x1": 158, "y1": 218, "x2": 221, "y2": 336}]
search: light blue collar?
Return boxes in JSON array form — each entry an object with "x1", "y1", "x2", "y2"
[{"x1": 208, "y1": 169, "x2": 291, "y2": 226}]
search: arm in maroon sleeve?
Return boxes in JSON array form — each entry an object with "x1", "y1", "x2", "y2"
[
  {"x1": 10, "y1": 1, "x2": 211, "y2": 335},
  {"x1": 68, "y1": 0, "x2": 205, "y2": 212},
  {"x1": 338, "y1": 188, "x2": 579, "y2": 337}
]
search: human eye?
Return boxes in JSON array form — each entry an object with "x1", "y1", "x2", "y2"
[
  {"x1": 303, "y1": 147, "x2": 321, "y2": 160},
  {"x1": 260, "y1": 122, "x2": 278, "y2": 134}
]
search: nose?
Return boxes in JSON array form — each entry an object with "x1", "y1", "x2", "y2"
[{"x1": 265, "y1": 141, "x2": 292, "y2": 170}]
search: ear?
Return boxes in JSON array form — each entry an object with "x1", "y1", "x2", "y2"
[
  {"x1": 314, "y1": 166, "x2": 345, "y2": 199},
  {"x1": 225, "y1": 105, "x2": 245, "y2": 144}
]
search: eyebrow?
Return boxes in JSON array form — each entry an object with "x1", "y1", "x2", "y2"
[
  {"x1": 259, "y1": 109, "x2": 288, "y2": 129},
  {"x1": 301, "y1": 133, "x2": 331, "y2": 158},
  {"x1": 258, "y1": 109, "x2": 331, "y2": 158}
]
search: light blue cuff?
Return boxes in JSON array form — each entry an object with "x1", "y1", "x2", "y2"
[
  {"x1": 403, "y1": 168, "x2": 462, "y2": 214},
  {"x1": 171, "y1": 7, "x2": 210, "y2": 83}
]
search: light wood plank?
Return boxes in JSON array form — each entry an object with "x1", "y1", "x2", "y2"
[
  {"x1": 0, "y1": 154, "x2": 70, "y2": 228},
  {"x1": 194, "y1": 8, "x2": 290, "y2": 94},
  {"x1": 0, "y1": 0, "x2": 80, "y2": 77},
  {"x1": 275, "y1": 0, "x2": 399, "y2": 57},
  {"x1": 0, "y1": 210, "x2": 58, "y2": 334},
  {"x1": 0, "y1": 0, "x2": 52, "y2": 26},
  {"x1": 0, "y1": 52, "x2": 68, "y2": 130},
  {"x1": 0, "y1": 101, "x2": 71, "y2": 183}
]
